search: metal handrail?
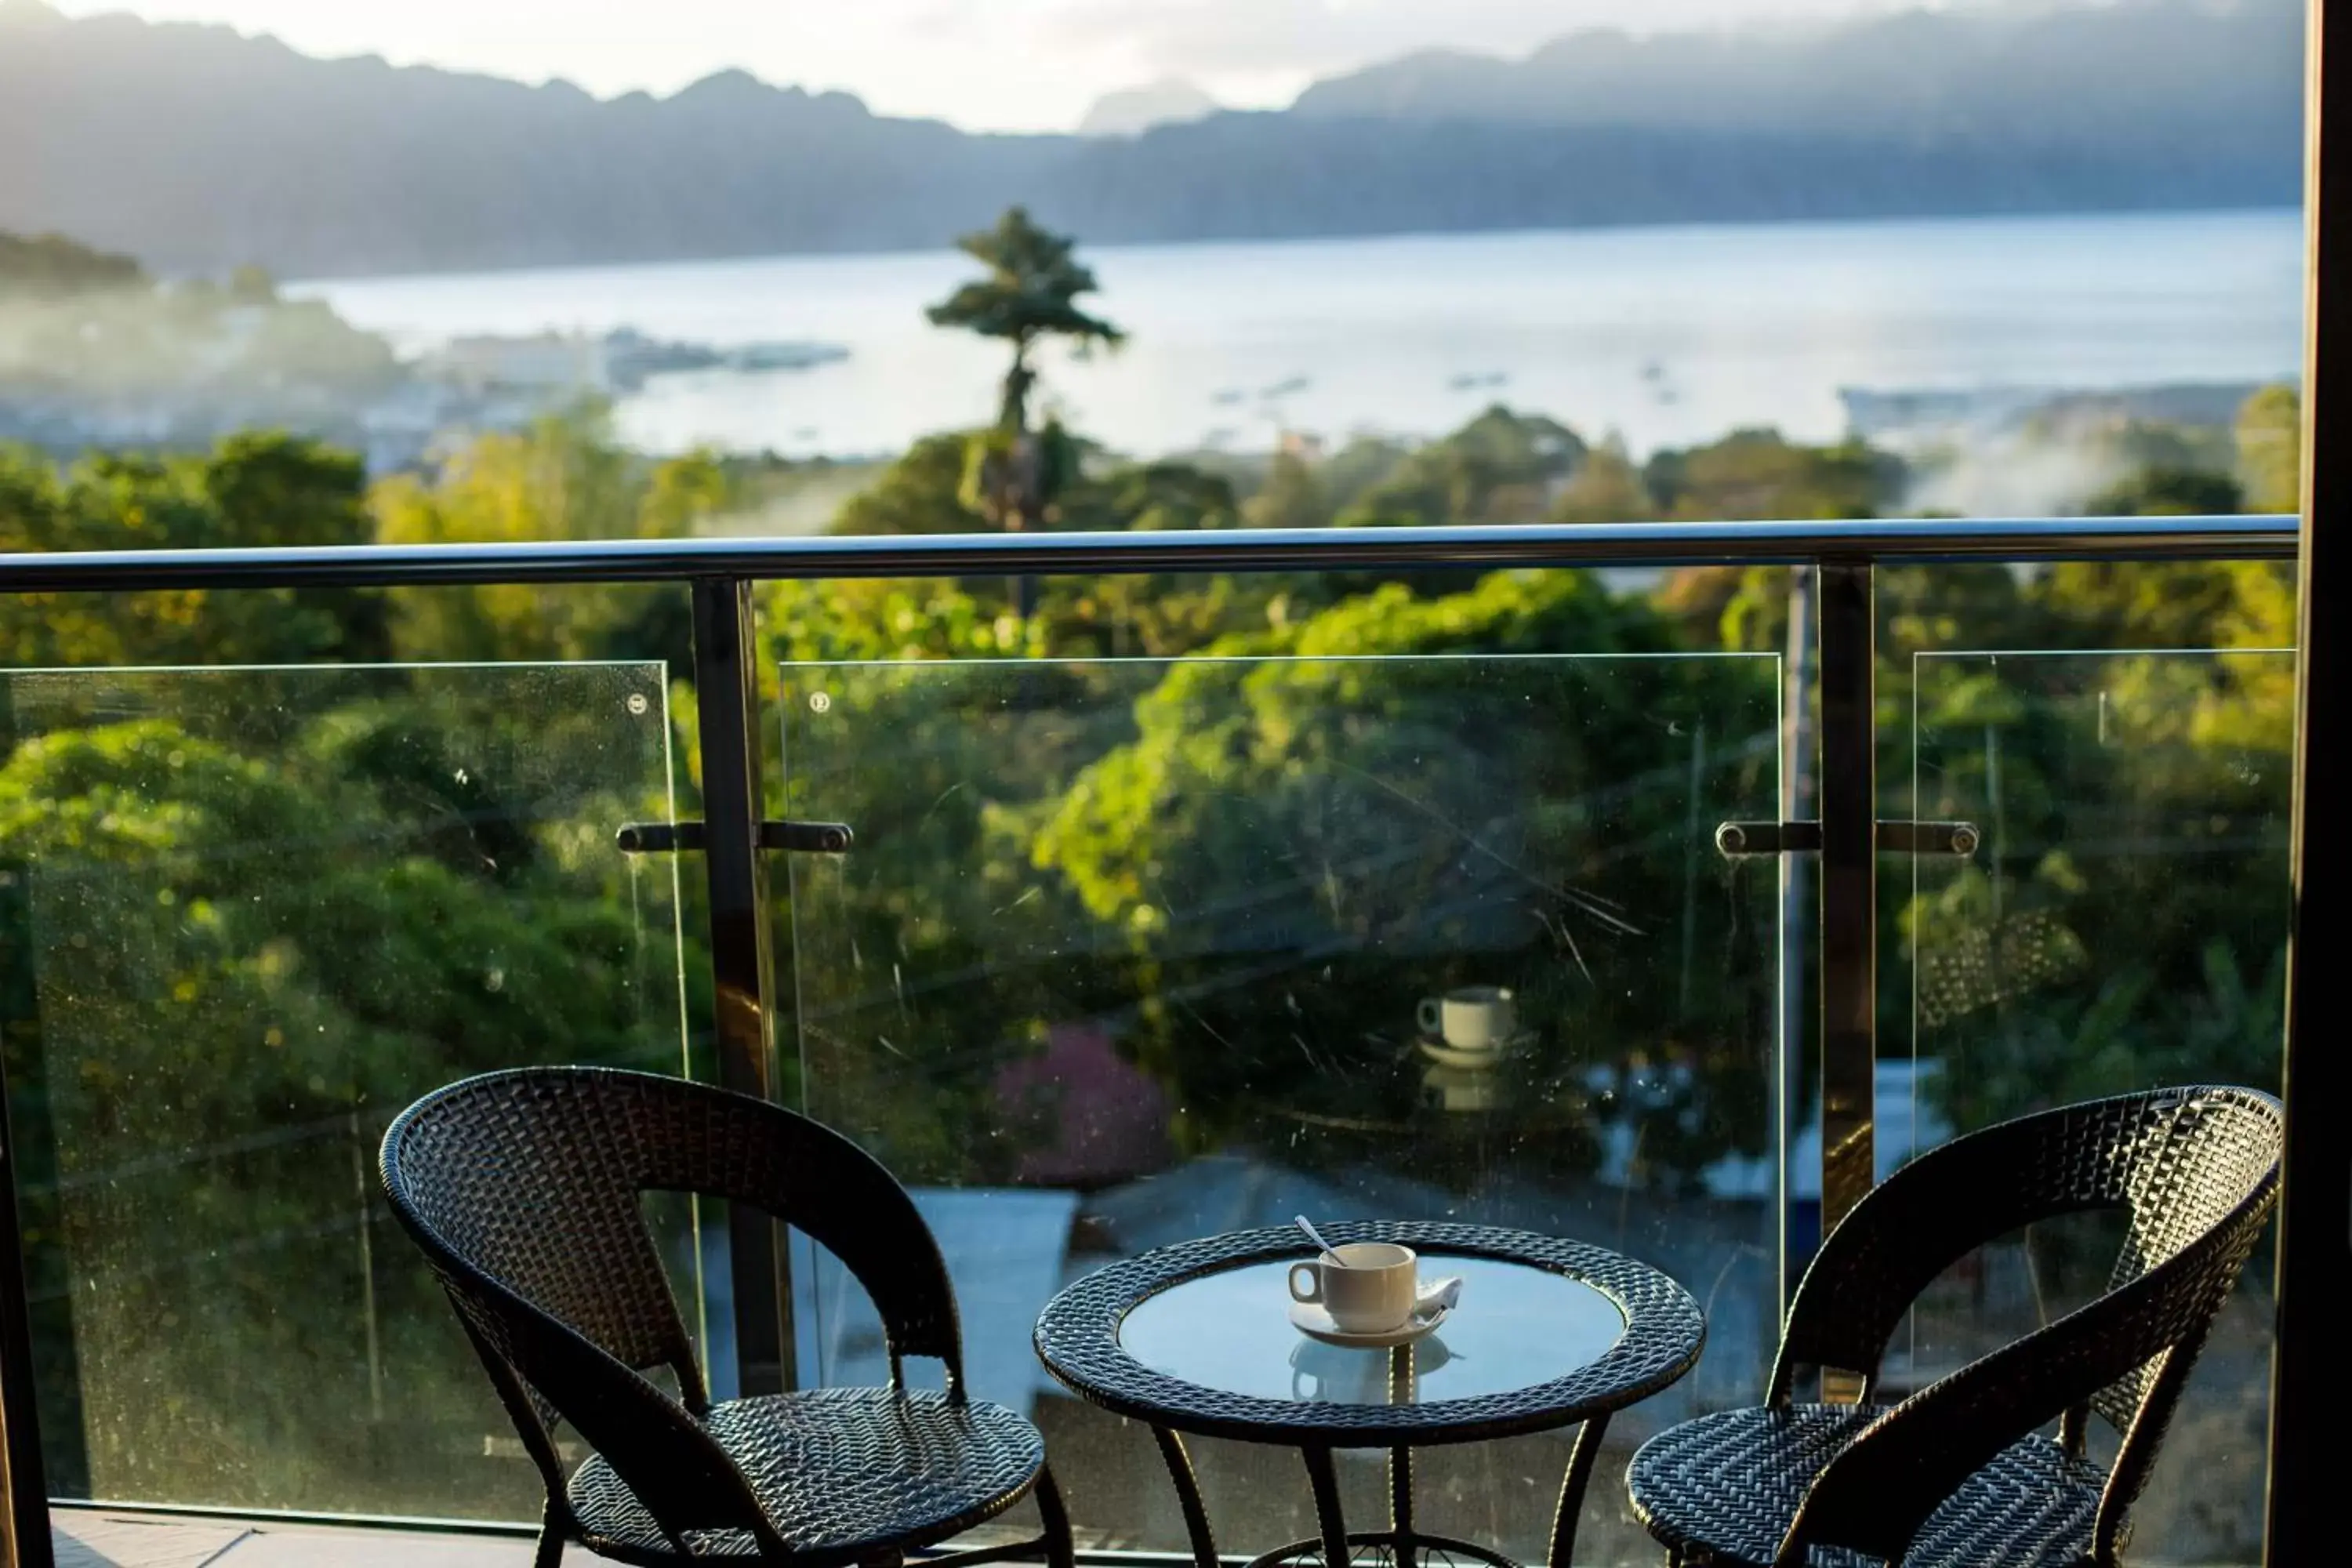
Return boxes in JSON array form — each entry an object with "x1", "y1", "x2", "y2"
[{"x1": 0, "y1": 514, "x2": 2299, "y2": 591}]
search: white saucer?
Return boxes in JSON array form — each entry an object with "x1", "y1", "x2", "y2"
[
  {"x1": 1289, "y1": 1298, "x2": 1454, "y2": 1348},
  {"x1": 1417, "y1": 1032, "x2": 1532, "y2": 1070}
]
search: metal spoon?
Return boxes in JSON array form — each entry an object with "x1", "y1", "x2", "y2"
[{"x1": 1294, "y1": 1214, "x2": 1341, "y2": 1260}]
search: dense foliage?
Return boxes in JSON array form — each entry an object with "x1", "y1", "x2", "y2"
[
  {"x1": 0, "y1": 230, "x2": 146, "y2": 297},
  {"x1": 0, "y1": 382, "x2": 2301, "y2": 1544}
]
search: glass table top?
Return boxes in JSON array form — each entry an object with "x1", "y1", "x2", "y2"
[{"x1": 1116, "y1": 1254, "x2": 1627, "y2": 1408}]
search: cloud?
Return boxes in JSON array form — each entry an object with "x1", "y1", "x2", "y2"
[
  {"x1": 1055, "y1": 0, "x2": 1572, "y2": 79},
  {"x1": 1051, "y1": 0, "x2": 1955, "y2": 97}
]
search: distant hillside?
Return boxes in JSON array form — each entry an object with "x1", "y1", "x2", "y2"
[
  {"x1": 0, "y1": 227, "x2": 145, "y2": 296},
  {"x1": 1294, "y1": 0, "x2": 2302, "y2": 161},
  {"x1": 0, "y1": 0, "x2": 2302, "y2": 279},
  {"x1": 1080, "y1": 80, "x2": 1221, "y2": 138}
]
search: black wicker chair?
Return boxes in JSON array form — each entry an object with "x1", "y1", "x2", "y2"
[
  {"x1": 1625, "y1": 1084, "x2": 2281, "y2": 1567},
  {"x1": 380, "y1": 1066, "x2": 1076, "y2": 1568}
]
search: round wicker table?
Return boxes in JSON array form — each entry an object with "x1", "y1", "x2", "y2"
[{"x1": 1033, "y1": 1221, "x2": 1704, "y2": 1568}]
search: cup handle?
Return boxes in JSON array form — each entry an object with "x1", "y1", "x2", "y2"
[
  {"x1": 1289, "y1": 1263, "x2": 1323, "y2": 1304},
  {"x1": 1417, "y1": 998, "x2": 1442, "y2": 1035}
]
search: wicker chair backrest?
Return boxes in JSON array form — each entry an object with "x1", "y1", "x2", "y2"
[
  {"x1": 1768, "y1": 1084, "x2": 2281, "y2": 1564},
  {"x1": 381, "y1": 1067, "x2": 964, "y2": 1550}
]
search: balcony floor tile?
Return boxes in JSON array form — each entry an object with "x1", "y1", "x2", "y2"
[{"x1": 53, "y1": 1511, "x2": 535, "y2": 1567}]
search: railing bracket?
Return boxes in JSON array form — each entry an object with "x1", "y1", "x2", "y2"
[
  {"x1": 1877, "y1": 820, "x2": 1982, "y2": 857},
  {"x1": 616, "y1": 821, "x2": 855, "y2": 855},
  {"x1": 1715, "y1": 819, "x2": 1979, "y2": 858},
  {"x1": 1715, "y1": 820, "x2": 1822, "y2": 857}
]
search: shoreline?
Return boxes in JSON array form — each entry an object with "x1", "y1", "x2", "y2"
[{"x1": 285, "y1": 202, "x2": 2307, "y2": 292}]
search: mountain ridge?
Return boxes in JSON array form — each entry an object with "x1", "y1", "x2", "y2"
[
  {"x1": 1293, "y1": 0, "x2": 2300, "y2": 153},
  {"x1": 0, "y1": 0, "x2": 2303, "y2": 278}
]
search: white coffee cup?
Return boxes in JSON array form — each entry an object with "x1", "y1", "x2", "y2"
[
  {"x1": 1419, "y1": 985, "x2": 1515, "y2": 1051},
  {"x1": 1288, "y1": 1241, "x2": 1418, "y2": 1334}
]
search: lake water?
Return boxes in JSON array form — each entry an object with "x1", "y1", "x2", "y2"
[{"x1": 307, "y1": 209, "x2": 2305, "y2": 460}]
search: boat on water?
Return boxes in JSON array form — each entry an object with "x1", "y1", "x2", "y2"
[
  {"x1": 727, "y1": 341, "x2": 851, "y2": 373},
  {"x1": 597, "y1": 327, "x2": 851, "y2": 389}
]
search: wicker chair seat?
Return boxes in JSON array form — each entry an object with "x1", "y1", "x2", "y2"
[
  {"x1": 1628, "y1": 1404, "x2": 2103, "y2": 1567},
  {"x1": 567, "y1": 1387, "x2": 1046, "y2": 1565},
  {"x1": 379, "y1": 1069, "x2": 1074, "y2": 1568},
  {"x1": 1618, "y1": 1086, "x2": 2281, "y2": 1568}
]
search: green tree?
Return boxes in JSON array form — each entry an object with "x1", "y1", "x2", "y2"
[
  {"x1": 925, "y1": 208, "x2": 1124, "y2": 536},
  {"x1": 226, "y1": 264, "x2": 278, "y2": 307},
  {"x1": 1243, "y1": 448, "x2": 1333, "y2": 530},
  {"x1": 0, "y1": 433, "x2": 390, "y2": 666},
  {"x1": 371, "y1": 405, "x2": 722, "y2": 664},
  {"x1": 1549, "y1": 437, "x2": 1656, "y2": 524},
  {"x1": 1900, "y1": 641, "x2": 2292, "y2": 1134},
  {"x1": 2234, "y1": 383, "x2": 2302, "y2": 515},
  {"x1": 1862, "y1": 533, "x2": 2295, "y2": 1160},
  {"x1": 0, "y1": 666, "x2": 687, "y2": 1513},
  {"x1": 1069, "y1": 460, "x2": 1238, "y2": 533},
  {"x1": 0, "y1": 230, "x2": 147, "y2": 297},
  {"x1": 829, "y1": 434, "x2": 993, "y2": 538},
  {"x1": 822, "y1": 436, "x2": 1292, "y2": 657},
  {"x1": 1315, "y1": 434, "x2": 1416, "y2": 515},
  {"x1": 2084, "y1": 465, "x2": 2244, "y2": 517},
  {"x1": 1645, "y1": 429, "x2": 1901, "y2": 521},
  {"x1": 1340, "y1": 406, "x2": 1587, "y2": 525},
  {"x1": 1027, "y1": 569, "x2": 1780, "y2": 1177}
]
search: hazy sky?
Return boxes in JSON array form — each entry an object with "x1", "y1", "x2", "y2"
[{"x1": 45, "y1": 0, "x2": 1958, "y2": 132}]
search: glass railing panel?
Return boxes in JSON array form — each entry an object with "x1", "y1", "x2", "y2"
[
  {"x1": 0, "y1": 661, "x2": 691, "y2": 1522},
  {"x1": 1901, "y1": 642, "x2": 2292, "y2": 1564},
  {"x1": 779, "y1": 631, "x2": 1783, "y2": 1563}
]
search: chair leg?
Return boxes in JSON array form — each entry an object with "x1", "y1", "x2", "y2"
[
  {"x1": 1034, "y1": 1465, "x2": 1076, "y2": 1568},
  {"x1": 532, "y1": 1494, "x2": 570, "y2": 1568}
]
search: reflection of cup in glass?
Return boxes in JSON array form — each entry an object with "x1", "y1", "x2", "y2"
[
  {"x1": 1288, "y1": 1334, "x2": 1455, "y2": 1403},
  {"x1": 1423, "y1": 1062, "x2": 1501, "y2": 1113},
  {"x1": 1287, "y1": 1341, "x2": 1387, "y2": 1403},
  {"x1": 1288, "y1": 1242, "x2": 1417, "y2": 1333},
  {"x1": 1419, "y1": 985, "x2": 1515, "y2": 1052}
]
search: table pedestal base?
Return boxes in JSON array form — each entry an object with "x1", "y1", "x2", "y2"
[
  {"x1": 1151, "y1": 1410, "x2": 1614, "y2": 1568},
  {"x1": 1242, "y1": 1529, "x2": 1523, "y2": 1568}
]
